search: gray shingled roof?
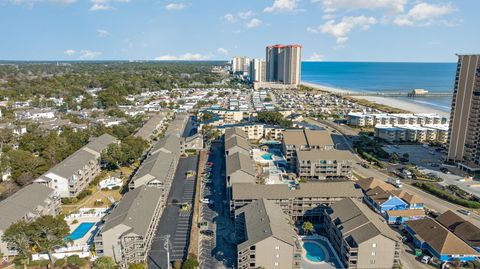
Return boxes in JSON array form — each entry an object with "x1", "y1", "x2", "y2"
[
  {"x1": 329, "y1": 198, "x2": 400, "y2": 245},
  {"x1": 0, "y1": 184, "x2": 55, "y2": 230},
  {"x1": 226, "y1": 152, "x2": 255, "y2": 178},
  {"x1": 134, "y1": 113, "x2": 166, "y2": 140},
  {"x1": 225, "y1": 136, "x2": 251, "y2": 153},
  {"x1": 102, "y1": 186, "x2": 162, "y2": 237},
  {"x1": 232, "y1": 181, "x2": 363, "y2": 200},
  {"x1": 236, "y1": 199, "x2": 296, "y2": 250},
  {"x1": 436, "y1": 210, "x2": 480, "y2": 248},
  {"x1": 224, "y1": 127, "x2": 248, "y2": 140}
]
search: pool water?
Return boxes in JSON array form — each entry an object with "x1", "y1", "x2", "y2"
[
  {"x1": 67, "y1": 222, "x2": 95, "y2": 241},
  {"x1": 261, "y1": 153, "x2": 273, "y2": 160},
  {"x1": 303, "y1": 242, "x2": 327, "y2": 262}
]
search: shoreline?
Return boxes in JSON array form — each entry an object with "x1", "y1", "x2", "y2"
[{"x1": 301, "y1": 81, "x2": 450, "y2": 116}]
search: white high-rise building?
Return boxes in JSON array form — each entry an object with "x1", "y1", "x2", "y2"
[
  {"x1": 249, "y1": 59, "x2": 266, "y2": 83},
  {"x1": 266, "y1": 44, "x2": 302, "y2": 85},
  {"x1": 231, "y1": 56, "x2": 250, "y2": 74}
]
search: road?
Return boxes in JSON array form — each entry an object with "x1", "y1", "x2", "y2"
[
  {"x1": 147, "y1": 156, "x2": 199, "y2": 269},
  {"x1": 306, "y1": 118, "x2": 480, "y2": 227},
  {"x1": 198, "y1": 140, "x2": 236, "y2": 269}
]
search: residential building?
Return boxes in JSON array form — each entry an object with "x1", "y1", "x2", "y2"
[
  {"x1": 324, "y1": 198, "x2": 401, "y2": 269},
  {"x1": 235, "y1": 199, "x2": 301, "y2": 269},
  {"x1": 181, "y1": 133, "x2": 203, "y2": 152},
  {"x1": 232, "y1": 56, "x2": 250, "y2": 74},
  {"x1": 295, "y1": 149, "x2": 353, "y2": 180},
  {"x1": 225, "y1": 135, "x2": 251, "y2": 156},
  {"x1": 266, "y1": 44, "x2": 302, "y2": 85},
  {"x1": 447, "y1": 54, "x2": 480, "y2": 172},
  {"x1": 405, "y1": 218, "x2": 479, "y2": 262},
  {"x1": 14, "y1": 108, "x2": 56, "y2": 120},
  {"x1": 134, "y1": 112, "x2": 168, "y2": 141},
  {"x1": 249, "y1": 58, "x2": 266, "y2": 83},
  {"x1": 0, "y1": 184, "x2": 60, "y2": 256},
  {"x1": 282, "y1": 129, "x2": 334, "y2": 169},
  {"x1": 348, "y1": 112, "x2": 448, "y2": 128},
  {"x1": 226, "y1": 152, "x2": 256, "y2": 187},
  {"x1": 374, "y1": 124, "x2": 448, "y2": 143},
  {"x1": 436, "y1": 210, "x2": 480, "y2": 252},
  {"x1": 34, "y1": 134, "x2": 118, "y2": 198},
  {"x1": 230, "y1": 181, "x2": 363, "y2": 220},
  {"x1": 94, "y1": 186, "x2": 163, "y2": 266}
]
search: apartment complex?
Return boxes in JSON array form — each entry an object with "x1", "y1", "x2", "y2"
[
  {"x1": 296, "y1": 150, "x2": 353, "y2": 180},
  {"x1": 232, "y1": 56, "x2": 250, "y2": 74},
  {"x1": 133, "y1": 112, "x2": 169, "y2": 141},
  {"x1": 0, "y1": 184, "x2": 60, "y2": 255},
  {"x1": 447, "y1": 54, "x2": 480, "y2": 172},
  {"x1": 230, "y1": 182, "x2": 363, "y2": 220},
  {"x1": 94, "y1": 186, "x2": 163, "y2": 266},
  {"x1": 217, "y1": 123, "x2": 284, "y2": 140},
  {"x1": 282, "y1": 129, "x2": 335, "y2": 169},
  {"x1": 324, "y1": 198, "x2": 401, "y2": 269},
  {"x1": 375, "y1": 124, "x2": 449, "y2": 143},
  {"x1": 34, "y1": 134, "x2": 118, "y2": 198},
  {"x1": 348, "y1": 112, "x2": 448, "y2": 127},
  {"x1": 235, "y1": 199, "x2": 301, "y2": 269},
  {"x1": 266, "y1": 44, "x2": 302, "y2": 85},
  {"x1": 249, "y1": 58, "x2": 266, "y2": 83}
]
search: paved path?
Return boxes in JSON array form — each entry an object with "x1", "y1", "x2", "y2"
[{"x1": 147, "y1": 156, "x2": 199, "y2": 269}]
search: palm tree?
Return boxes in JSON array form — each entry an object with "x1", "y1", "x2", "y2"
[{"x1": 302, "y1": 221, "x2": 314, "y2": 235}]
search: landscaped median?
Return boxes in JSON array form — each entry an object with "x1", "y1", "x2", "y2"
[{"x1": 412, "y1": 182, "x2": 480, "y2": 209}]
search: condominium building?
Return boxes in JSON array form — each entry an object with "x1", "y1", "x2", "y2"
[
  {"x1": 282, "y1": 129, "x2": 334, "y2": 169},
  {"x1": 249, "y1": 58, "x2": 266, "y2": 83},
  {"x1": 235, "y1": 199, "x2": 301, "y2": 269},
  {"x1": 232, "y1": 56, "x2": 250, "y2": 74},
  {"x1": 374, "y1": 124, "x2": 448, "y2": 143},
  {"x1": 230, "y1": 181, "x2": 363, "y2": 220},
  {"x1": 34, "y1": 134, "x2": 118, "y2": 198},
  {"x1": 266, "y1": 44, "x2": 302, "y2": 85},
  {"x1": 348, "y1": 112, "x2": 448, "y2": 128},
  {"x1": 133, "y1": 112, "x2": 168, "y2": 141},
  {"x1": 94, "y1": 186, "x2": 163, "y2": 266},
  {"x1": 447, "y1": 54, "x2": 480, "y2": 172},
  {"x1": 296, "y1": 149, "x2": 353, "y2": 180},
  {"x1": 324, "y1": 198, "x2": 401, "y2": 269},
  {"x1": 0, "y1": 184, "x2": 60, "y2": 255}
]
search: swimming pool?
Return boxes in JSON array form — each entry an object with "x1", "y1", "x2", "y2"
[
  {"x1": 303, "y1": 241, "x2": 327, "y2": 262},
  {"x1": 67, "y1": 222, "x2": 95, "y2": 241},
  {"x1": 261, "y1": 153, "x2": 274, "y2": 160}
]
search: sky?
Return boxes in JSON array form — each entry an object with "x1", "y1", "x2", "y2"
[{"x1": 0, "y1": 0, "x2": 478, "y2": 62}]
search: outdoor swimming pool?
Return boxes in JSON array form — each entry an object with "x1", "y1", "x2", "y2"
[
  {"x1": 67, "y1": 222, "x2": 95, "y2": 241},
  {"x1": 303, "y1": 241, "x2": 327, "y2": 262}
]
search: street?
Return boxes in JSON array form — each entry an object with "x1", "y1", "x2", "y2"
[{"x1": 198, "y1": 140, "x2": 236, "y2": 269}]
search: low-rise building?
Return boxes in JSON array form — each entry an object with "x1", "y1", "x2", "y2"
[
  {"x1": 282, "y1": 129, "x2": 334, "y2": 169},
  {"x1": 34, "y1": 134, "x2": 118, "y2": 198},
  {"x1": 14, "y1": 108, "x2": 56, "y2": 120},
  {"x1": 0, "y1": 184, "x2": 60, "y2": 255},
  {"x1": 226, "y1": 152, "x2": 256, "y2": 187},
  {"x1": 295, "y1": 149, "x2": 353, "y2": 180},
  {"x1": 324, "y1": 198, "x2": 401, "y2": 269},
  {"x1": 235, "y1": 199, "x2": 301, "y2": 269},
  {"x1": 405, "y1": 218, "x2": 479, "y2": 262},
  {"x1": 94, "y1": 186, "x2": 163, "y2": 267},
  {"x1": 134, "y1": 112, "x2": 168, "y2": 141},
  {"x1": 436, "y1": 210, "x2": 480, "y2": 253}
]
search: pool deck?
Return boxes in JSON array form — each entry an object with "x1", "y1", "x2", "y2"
[
  {"x1": 300, "y1": 235, "x2": 343, "y2": 269},
  {"x1": 66, "y1": 216, "x2": 101, "y2": 247}
]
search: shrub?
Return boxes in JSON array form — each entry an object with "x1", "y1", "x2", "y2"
[
  {"x1": 55, "y1": 258, "x2": 66, "y2": 267},
  {"x1": 72, "y1": 219, "x2": 79, "y2": 224},
  {"x1": 67, "y1": 255, "x2": 85, "y2": 267},
  {"x1": 173, "y1": 260, "x2": 182, "y2": 269},
  {"x1": 413, "y1": 182, "x2": 480, "y2": 208}
]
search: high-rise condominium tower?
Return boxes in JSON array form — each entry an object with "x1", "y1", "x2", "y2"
[
  {"x1": 447, "y1": 54, "x2": 480, "y2": 172},
  {"x1": 266, "y1": 44, "x2": 302, "y2": 85},
  {"x1": 231, "y1": 56, "x2": 250, "y2": 74},
  {"x1": 249, "y1": 58, "x2": 266, "y2": 83}
]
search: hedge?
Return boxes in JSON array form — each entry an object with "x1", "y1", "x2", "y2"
[{"x1": 413, "y1": 182, "x2": 480, "y2": 209}]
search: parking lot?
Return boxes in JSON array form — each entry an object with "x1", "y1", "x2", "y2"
[
  {"x1": 147, "y1": 156, "x2": 198, "y2": 269},
  {"x1": 383, "y1": 144, "x2": 444, "y2": 168},
  {"x1": 198, "y1": 141, "x2": 236, "y2": 269}
]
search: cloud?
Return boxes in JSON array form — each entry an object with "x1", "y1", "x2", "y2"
[
  {"x1": 89, "y1": 0, "x2": 128, "y2": 11},
  {"x1": 79, "y1": 50, "x2": 102, "y2": 60},
  {"x1": 264, "y1": 0, "x2": 299, "y2": 13},
  {"x1": 224, "y1": 13, "x2": 236, "y2": 23},
  {"x1": 394, "y1": 2, "x2": 456, "y2": 26},
  {"x1": 314, "y1": 0, "x2": 407, "y2": 13},
  {"x1": 155, "y1": 53, "x2": 212, "y2": 61},
  {"x1": 64, "y1": 49, "x2": 76, "y2": 56},
  {"x1": 164, "y1": 2, "x2": 189, "y2": 10},
  {"x1": 306, "y1": 52, "x2": 324, "y2": 61},
  {"x1": 224, "y1": 10, "x2": 255, "y2": 23},
  {"x1": 217, "y1": 48, "x2": 229, "y2": 56},
  {"x1": 238, "y1": 10, "x2": 253, "y2": 19},
  {"x1": 246, "y1": 18, "x2": 262, "y2": 28},
  {"x1": 6, "y1": 0, "x2": 76, "y2": 6},
  {"x1": 97, "y1": 29, "x2": 109, "y2": 37},
  {"x1": 308, "y1": 15, "x2": 377, "y2": 43}
]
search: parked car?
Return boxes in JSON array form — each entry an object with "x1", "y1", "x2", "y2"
[
  {"x1": 207, "y1": 162, "x2": 214, "y2": 167},
  {"x1": 458, "y1": 209, "x2": 471, "y2": 216},
  {"x1": 200, "y1": 230, "x2": 214, "y2": 237},
  {"x1": 421, "y1": 256, "x2": 431, "y2": 264}
]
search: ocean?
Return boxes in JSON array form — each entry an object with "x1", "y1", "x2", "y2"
[{"x1": 301, "y1": 62, "x2": 457, "y2": 113}]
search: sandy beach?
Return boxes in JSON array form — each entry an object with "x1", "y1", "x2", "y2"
[{"x1": 301, "y1": 81, "x2": 450, "y2": 116}]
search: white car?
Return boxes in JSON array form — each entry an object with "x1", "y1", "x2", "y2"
[
  {"x1": 200, "y1": 198, "x2": 214, "y2": 205},
  {"x1": 421, "y1": 256, "x2": 431, "y2": 264}
]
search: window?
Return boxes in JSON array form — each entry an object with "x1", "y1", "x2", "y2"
[
  {"x1": 372, "y1": 243, "x2": 377, "y2": 248},
  {"x1": 275, "y1": 246, "x2": 280, "y2": 250},
  {"x1": 275, "y1": 254, "x2": 279, "y2": 258},
  {"x1": 274, "y1": 262, "x2": 279, "y2": 267},
  {"x1": 371, "y1": 252, "x2": 376, "y2": 256}
]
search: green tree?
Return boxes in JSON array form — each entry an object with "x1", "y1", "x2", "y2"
[
  {"x1": 31, "y1": 215, "x2": 70, "y2": 266},
  {"x1": 128, "y1": 263, "x2": 145, "y2": 269},
  {"x1": 93, "y1": 256, "x2": 117, "y2": 269},
  {"x1": 2, "y1": 220, "x2": 33, "y2": 268},
  {"x1": 67, "y1": 255, "x2": 86, "y2": 267},
  {"x1": 302, "y1": 221, "x2": 314, "y2": 235},
  {"x1": 181, "y1": 254, "x2": 199, "y2": 269}
]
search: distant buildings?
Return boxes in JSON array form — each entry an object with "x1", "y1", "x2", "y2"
[
  {"x1": 34, "y1": 134, "x2": 118, "y2": 198},
  {"x1": 235, "y1": 199, "x2": 301, "y2": 269},
  {"x1": 232, "y1": 56, "x2": 250, "y2": 74},
  {"x1": 0, "y1": 184, "x2": 60, "y2": 256},
  {"x1": 249, "y1": 59, "x2": 266, "y2": 83},
  {"x1": 447, "y1": 54, "x2": 480, "y2": 172},
  {"x1": 266, "y1": 44, "x2": 302, "y2": 86},
  {"x1": 324, "y1": 198, "x2": 401, "y2": 269}
]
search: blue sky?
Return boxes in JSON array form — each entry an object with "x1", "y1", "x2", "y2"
[{"x1": 0, "y1": 0, "x2": 478, "y2": 62}]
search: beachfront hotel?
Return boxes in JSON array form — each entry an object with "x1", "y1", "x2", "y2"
[
  {"x1": 266, "y1": 44, "x2": 302, "y2": 86},
  {"x1": 232, "y1": 56, "x2": 250, "y2": 74},
  {"x1": 447, "y1": 54, "x2": 480, "y2": 172}
]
